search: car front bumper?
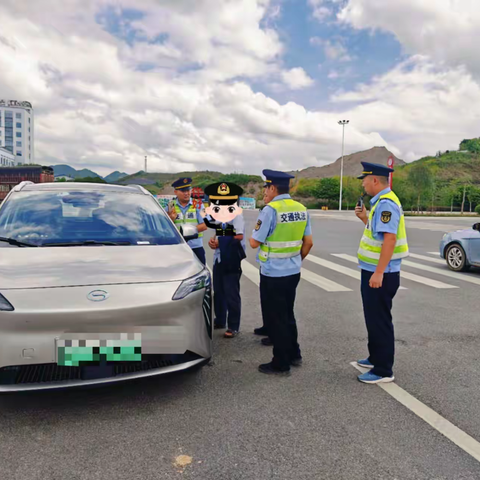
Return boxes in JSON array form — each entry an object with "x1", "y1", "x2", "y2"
[{"x1": 0, "y1": 281, "x2": 212, "y2": 392}]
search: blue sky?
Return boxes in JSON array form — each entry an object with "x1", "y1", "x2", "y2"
[
  {"x1": 2, "y1": 0, "x2": 479, "y2": 175},
  {"x1": 96, "y1": 0, "x2": 406, "y2": 110},
  {"x1": 263, "y1": 0, "x2": 406, "y2": 109}
]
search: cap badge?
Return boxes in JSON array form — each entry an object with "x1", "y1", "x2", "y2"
[
  {"x1": 183, "y1": 179, "x2": 188, "y2": 184},
  {"x1": 218, "y1": 183, "x2": 230, "y2": 195}
]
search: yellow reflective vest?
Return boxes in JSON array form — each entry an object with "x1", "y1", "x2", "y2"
[
  {"x1": 358, "y1": 191, "x2": 409, "y2": 265},
  {"x1": 259, "y1": 199, "x2": 307, "y2": 262},
  {"x1": 173, "y1": 203, "x2": 203, "y2": 238}
]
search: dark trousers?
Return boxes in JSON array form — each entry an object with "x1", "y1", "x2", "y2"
[
  {"x1": 360, "y1": 270, "x2": 400, "y2": 377},
  {"x1": 260, "y1": 273, "x2": 301, "y2": 371},
  {"x1": 213, "y1": 261, "x2": 242, "y2": 331},
  {"x1": 192, "y1": 247, "x2": 206, "y2": 265}
]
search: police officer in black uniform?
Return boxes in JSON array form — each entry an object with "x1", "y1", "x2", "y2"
[{"x1": 204, "y1": 182, "x2": 246, "y2": 338}]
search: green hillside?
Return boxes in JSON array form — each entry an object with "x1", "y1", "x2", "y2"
[
  {"x1": 291, "y1": 148, "x2": 480, "y2": 212},
  {"x1": 395, "y1": 151, "x2": 480, "y2": 183},
  {"x1": 118, "y1": 171, "x2": 263, "y2": 193}
]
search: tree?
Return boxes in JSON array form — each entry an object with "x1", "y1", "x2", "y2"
[
  {"x1": 342, "y1": 176, "x2": 363, "y2": 210},
  {"x1": 460, "y1": 138, "x2": 480, "y2": 153},
  {"x1": 466, "y1": 185, "x2": 480, "y2": 213},
  {"x1": 74, "y1": 176, "x2": 107, "y2": 184},
  {"x1": 314, "y1": 177, "x2": 340, "y2": 202},
  {"x1": 408, "y1": 163, "x2": 433, "y2": 212},
  {"x1": 295, "y1": 178, "x2": 319, "y2": 198}
]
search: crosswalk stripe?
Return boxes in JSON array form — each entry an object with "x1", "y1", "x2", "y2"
[
  {"x1": 241, "y1": 260, "x2": 351, "y2": 292},
  {"x1": 240, "y1": 260, "x2": 260, "y2": 286},
  {"x1": 402, "y1": 260, "x2": 480, "y2": 286},
  {"x1": 332, "y1": 254, "x2": 458, "y2": 289},
  {"x1": 409, "y1": 253, "x2": 446, "y2": 265},
  {"x1": 350, "y1": 363, "x2": 480, "y2": 464},
  {"x1": 300, "y1": 268, "x2": 352, "y2": 292},
  {"x1": 307, "y1": 254, "x2": 407, "y2": 290}
]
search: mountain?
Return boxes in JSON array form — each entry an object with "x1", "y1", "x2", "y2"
[
  {"x1": 51, "y1": 165, "x2": 78, "y2": 178},
  {"x1": 51, "y1": 164, "x2": 102, "y2": 179},
  {"x1": 289, "y1": 147, "x2": 405, "y2": 180},
  {"x1": 395, "y1": 150, "x2": 480, "y2": 183},
  {"x1": 104, "y1": 171, "x2": 128, "y2": 183}
]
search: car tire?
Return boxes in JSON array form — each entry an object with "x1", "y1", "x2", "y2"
[{"x1": 446, "y1": 244, "x2": 470, "y2": 272}]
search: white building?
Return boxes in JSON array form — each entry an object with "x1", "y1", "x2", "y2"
[
  {"x1": 0, "y1": 100, "x2": 34, "y2": 165},
  {"x1": 0, "y1": 146, "x2": 15, "y2": 167}
]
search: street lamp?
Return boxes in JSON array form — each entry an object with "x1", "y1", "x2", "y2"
[{"x1": 338, "y1": 120, "x2": 349, "y2": 211}]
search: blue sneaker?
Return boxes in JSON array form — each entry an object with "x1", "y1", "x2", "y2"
[
  {"x1": 358, "y1": 371, "x2": 394, "y2": 384},
  {"x1": 356, "y1": 358, "x2": 373, "y2": 369}
]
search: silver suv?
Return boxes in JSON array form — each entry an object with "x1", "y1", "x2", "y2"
[{"x1": 0, "y1": 182, "x2": 212, "y2": 392}]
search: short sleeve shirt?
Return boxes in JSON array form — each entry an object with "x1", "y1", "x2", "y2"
[
  {"x1": 359, "y1": 188, "x2": 402, "y2": 273},
  {"x1": 176, "y1": 199, "x2": 204, "y2": 249},
  {"x1": 251, "y1": 194, "x2": 312, "y2": 277}
]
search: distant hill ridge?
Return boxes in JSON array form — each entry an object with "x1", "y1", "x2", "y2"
[
  {"x1": 289, "y1": 146, "x2": 405, "y2": 179},
  {"x1": 51, "y1": 165, "x2": 128, "y2": 183}
]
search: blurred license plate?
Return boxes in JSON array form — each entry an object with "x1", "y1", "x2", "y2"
[{"x1": 57, "y1": 334, "x2": 142, "y2": 366}]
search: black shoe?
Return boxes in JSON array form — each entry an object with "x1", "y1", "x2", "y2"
[
  {"x1": 214, "y1": 320, "x2": 226, "y2": 329},
  {"x1": 290, "y1": 358, "x2": 303, "y2": 367},
  {"x1": 254, "y1": 326, "x2": 269, "y2": 336},
  {"x1": 258, "y1": 362, "x2": 291, "y2": 376},
  {"x1": 261, "y1": 337, "x2": 273, "y2": 346}
]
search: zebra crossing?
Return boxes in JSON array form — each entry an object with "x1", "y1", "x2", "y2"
[{"x1": 239, "y1": 251, "x2": 479, "y2": 293}]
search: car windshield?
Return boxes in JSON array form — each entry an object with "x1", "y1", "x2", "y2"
[{"x1": 0, "y1": 190, "x2": 182, "y2": 246}]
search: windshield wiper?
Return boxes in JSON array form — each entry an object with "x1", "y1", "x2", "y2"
[
  {"x1": 0, "y1": 236, "x2": 38, "y2": 247},
  {"x1": 42, "y1": 240, "x2": 131, "y2": 247}
]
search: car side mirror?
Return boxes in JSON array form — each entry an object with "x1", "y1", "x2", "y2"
[{"x1": 473, "y1": 223, "x2": 480, "y2": 232}]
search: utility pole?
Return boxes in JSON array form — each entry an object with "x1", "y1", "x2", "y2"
[
  {"x1": 338, "y1": 120, "x2": 349, "y2": 211},
  {"x1": 144, "y1": 155, "x2": 147, "y2": 173}
]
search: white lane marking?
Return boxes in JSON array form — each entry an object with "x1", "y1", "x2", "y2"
[
  {"x1": 241, "y1": 260, "x2": 260, "y2": 286},
  {"x1": 350, "y1": 362, "x2": 480, "y2": 463},
  {"x1": 309, "y1": 213, "x2": 357, "y2": 222},
  {"x1": 332, "y1": 254, "x2": 458, "y2": 289},
  {"x1": 241, "y1": 260, "x2": 352, "y2": 292},
  {"x1": 402, "y1": 260, "x2": 480, "y2": 287},
  {"x1": 307, "y1": 254, "x2": 407, "y2": 290},
  {"x1": 300, "y1": 268, "x2": 352, "y2": 292},
  {"x1": 409, "y1": 253, "x2": 445, "y2": 265},
  {"x1": 428, "y1": 252, "x2": 442, "y2": 256},
  {"x1": 310, "y1": 214, "x2": 470, "y2": 233}
]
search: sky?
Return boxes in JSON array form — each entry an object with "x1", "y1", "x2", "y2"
[{"x1": 1, "y1": 0, "x2": 480, "y2": 177}]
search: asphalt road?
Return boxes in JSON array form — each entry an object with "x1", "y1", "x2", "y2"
[{"x1": 1, "y1": 211, "x2": 480, "y2": 480}]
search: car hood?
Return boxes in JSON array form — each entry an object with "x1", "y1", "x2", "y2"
[
  {"x1": 446, "y1": 229, "x2": 479, "y2": 240},
  {"x1": 0, "y1": 245, "x2": 204, "y2": 289}
]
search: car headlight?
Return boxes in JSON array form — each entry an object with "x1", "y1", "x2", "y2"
[
  {"x1": 172, "y1": 268, "x2": 211, "y2": 300},
  {"x1": 0, "y1": 293, "x2": 14, "y2": 311}
]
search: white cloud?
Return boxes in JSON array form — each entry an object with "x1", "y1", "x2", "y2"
[
  {"x1": 1, "y1": 0, "x2": 479, "y2": 178},
  {"x1": 310, "y1": 37, "x2": 353, "y2": 62},
  {"x1": 332, "y1": 56, "x2": 480, "y2": 158},
  {"x1": 328, "y1": 67, "x2": 354, "y2": 80},
  {"x1": 1, "y1": 0, "x2": 386, "y2": 176},
  {"x1": 338, "y1": 0, "x2": 480, "y2": 77},
  {"x1": 309, "y1": 2, "x2": 331, "y2": 21},
  {"x1": 281, "y1": 68, "x2": 315, "y2": 90}
]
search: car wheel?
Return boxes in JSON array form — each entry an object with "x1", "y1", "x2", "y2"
[{"x1": 446, "y1": 244, "x2": 470, "y2": 272}]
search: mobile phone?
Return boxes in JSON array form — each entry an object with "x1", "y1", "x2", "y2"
[
  {"x1": 357, "y1": 195, "x2": 364, "y2": 208},
  {"x1": 168, "y1": 200, "x2": 175, "y2": 211}
]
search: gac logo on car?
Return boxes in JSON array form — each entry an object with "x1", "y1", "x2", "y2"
[{"x1": 87, "y1": 290, "x2": 109, "y2": 302}]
